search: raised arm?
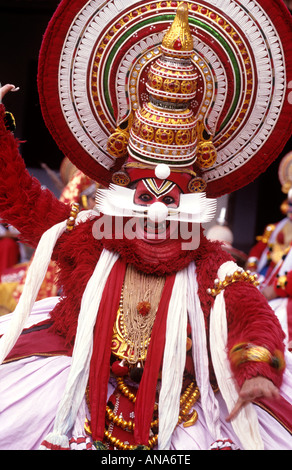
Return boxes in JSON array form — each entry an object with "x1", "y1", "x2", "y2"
[
  {"x1": 0, "y1": 87, "x2": 70, "y2": 248},
  {"x1": 224, "y1": 281, "x2": 285, "y2": 419}
]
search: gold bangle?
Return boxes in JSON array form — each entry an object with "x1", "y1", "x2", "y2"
[{"x1": 229, "y1": 343, "x2": 285, "y2": 370}]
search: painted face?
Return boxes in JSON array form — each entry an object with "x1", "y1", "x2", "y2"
[{"x1": 133, "y1": 178, "x2": 181, "y2": 242}]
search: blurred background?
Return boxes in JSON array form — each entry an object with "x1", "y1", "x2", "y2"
[{"x1": 0, "y1": 0, "x2": 292, "y2": 255}]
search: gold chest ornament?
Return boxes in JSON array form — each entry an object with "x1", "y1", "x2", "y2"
[{"x1": 111, "y1": 264, "x2": 165, "y2": 381}]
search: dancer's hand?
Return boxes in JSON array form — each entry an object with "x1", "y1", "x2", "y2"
[
  {"x1": 0, "y1": 84, "x2": 19, "y2": 101},
  {"x1": 226, "y1": 376, "x2": 280, "y2": 421}
]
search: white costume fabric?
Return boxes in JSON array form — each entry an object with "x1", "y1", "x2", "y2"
[{"x1": 0, "y1": 293, "x2": 291, "y2": 450}]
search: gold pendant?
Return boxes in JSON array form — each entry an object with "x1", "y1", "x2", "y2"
[{"x1": 111, "y1": 308, "x2": 149, "y2": 363}]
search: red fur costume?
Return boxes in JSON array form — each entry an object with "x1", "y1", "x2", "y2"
[{"x1": 0, "y1": 103, "x2": 291, "y2": 448}]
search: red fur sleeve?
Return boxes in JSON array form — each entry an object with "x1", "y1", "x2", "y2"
[
  {"x1": 0, "y1": 104, "x2": 70, "y2": 247},
  {"x1": 225, "y1": 282, "x2": 285, "y2": 388},
  {"x1": 49, "y1": 217, "x2": 103, "y2": 345}
]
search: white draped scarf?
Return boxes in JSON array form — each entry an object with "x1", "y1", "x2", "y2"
[{"x1": 0, "y1": 209, "x2": 95, "y2": 364}]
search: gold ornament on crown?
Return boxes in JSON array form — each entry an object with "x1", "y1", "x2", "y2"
[
  {"x1": 108, "y1": 3, "x2": 218, "y2": 188},
  {"x1": 107, "y1": 114, "x2": 133, "y2": 159},
  {"x1": 161, "y1": 2, "x2": 193, "y2": 55},
  {"x1": 195, "y1": 121, "x2": 217, "y2": 169}
]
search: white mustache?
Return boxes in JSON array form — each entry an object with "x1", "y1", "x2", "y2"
[{"x1": 95, "y1": 184, "x2": 217, "y2": 224}]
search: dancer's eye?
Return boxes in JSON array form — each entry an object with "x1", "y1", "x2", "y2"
[
  {"x1": 138, "y1": 193, "x2": 153, "y2": 203},
  {"x1": 162, "y1": 196, "x2": 175, "y2": 205}
]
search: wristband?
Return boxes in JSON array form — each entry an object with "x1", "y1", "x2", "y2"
[{"x1": 229, "y1": 342, "x2": 285, "y2": 371}]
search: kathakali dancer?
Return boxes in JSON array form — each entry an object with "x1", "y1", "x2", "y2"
[{"x1": 0, "y1": 0, "x2": 292, "y2": 451}]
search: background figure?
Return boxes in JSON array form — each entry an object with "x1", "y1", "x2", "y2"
[
  {"x1": 58, "y1": 157, "x2": 99, "y2": 208},
  {"x1": 0, "y1": 223, "x2": 20, "y2": 277},
  {"x1": 247, "y1": 151, "x2": 292, "y2": 350},
  {"x1": 206, "y1": 207, "x2": 247, "y2": 268},
  {"x1": 0, "y1": 223, "x2": 20, "y2": 314},
  {"x1": 0, "y1": 155, "x2": 97, "y2": 315}
]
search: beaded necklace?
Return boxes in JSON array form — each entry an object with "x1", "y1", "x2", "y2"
[{"x1": 111, "y1": 264, "x2": 166, "y2": 372}]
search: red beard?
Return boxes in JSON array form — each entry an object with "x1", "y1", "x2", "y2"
[
  {"x1": 99, "y1": 216, "x2": 203, "y2": 276},
  {"x1": 50, "y1": 216, "x2": 223, "y2": 345}
]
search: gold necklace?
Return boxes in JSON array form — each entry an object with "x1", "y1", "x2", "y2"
[
  {"x1": 85, "y1": 377, "x2": 201, "y2": 450},
  {"x1": 111, "y1": 264, "x2": 165, "y2": 365}
]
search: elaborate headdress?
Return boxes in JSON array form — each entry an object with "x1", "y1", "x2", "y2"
[
  {"x1": 108, "y1": 3, "x2": 214, "y2": 194},
  {"x1": 38, "y1": 0, "x2": 292, "y2": 200}
]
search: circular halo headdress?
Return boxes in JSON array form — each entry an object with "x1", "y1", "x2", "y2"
[{"x1": 38, "y1": 0, "x2": 292, "y2": 198}]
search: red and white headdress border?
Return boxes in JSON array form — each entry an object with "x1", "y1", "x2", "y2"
[{"x1": 38, "y1": 0, "x2": 292, "y2": 198}]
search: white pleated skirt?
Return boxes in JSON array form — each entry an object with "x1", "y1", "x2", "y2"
[{"x1": 0, "y1": 297, "x2": 291, "y2": 450}]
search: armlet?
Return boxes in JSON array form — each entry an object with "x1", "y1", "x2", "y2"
[{"x1": 206, "y1": 268, "x2": 260, "y2": 297}]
